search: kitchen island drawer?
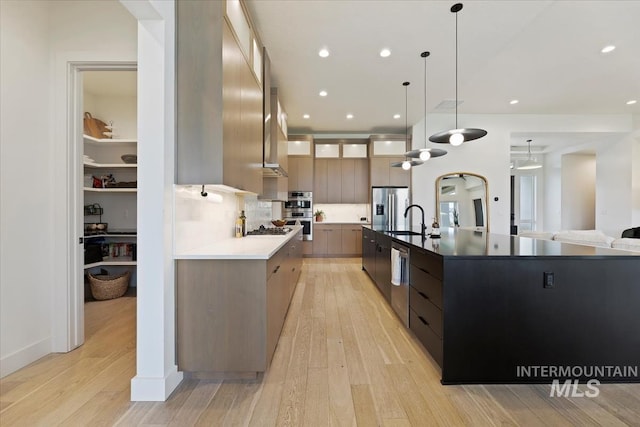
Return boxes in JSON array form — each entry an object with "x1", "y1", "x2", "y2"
[
  {"x1": 409, "y1": 286, "x2": 442, "y2": 338},
  {"x1": 409, "y1": 308, "x2": 443, "y2": 368},
  {"x1": 410, "y1": 264, "x2": 443, "y2": 309},
  {"x1": 410, "y1": 247, "x2": 443, "y2": 280}
]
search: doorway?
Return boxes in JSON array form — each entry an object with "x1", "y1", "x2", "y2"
[{"x1": 68, "y1": 63, "x2": 137, "y2": 350}]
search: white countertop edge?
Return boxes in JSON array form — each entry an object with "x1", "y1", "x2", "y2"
[{"x1": 175, "y1": 226, "x2": 303, "y2": 260}]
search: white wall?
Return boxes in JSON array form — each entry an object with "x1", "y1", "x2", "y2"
[
  {"x1": 595, "y1": 136, "x2": 633, "y2": 237},
  {"x1": 632, "y1": 116, "x2": 640, "y2": 227},
  {"x1": 0, "y1": 0, "x2": 54, "y2": 377},
  {"x1": 561, "y1": 154, "x2": 596, "y2": 230},
  {"x1": 0, "y1": 0, "x2": 136, "y2": 377},
  {"x1": 411, "y1": 113, "x2": 634, "y2": 236}
]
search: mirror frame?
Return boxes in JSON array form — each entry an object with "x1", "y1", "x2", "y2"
[{"x1": 435, "y1": 172, "x2": 489, "y2": 232}]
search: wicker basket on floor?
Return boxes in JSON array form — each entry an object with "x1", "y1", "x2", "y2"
[{"x1": 87, "y1": 270, "x2": 130, "y2": 300}]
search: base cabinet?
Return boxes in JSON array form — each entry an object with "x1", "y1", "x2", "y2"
[
  {"x1": 361, "y1": 227, "x2": 376, "y2": 274},
  {"x1": 312, "y1": 224, "x2": 363, "y2": 256},
  {"x1": 409, "y1": 247, "x2": 444, "y2": 368},
  {"x1": 374, "y1": 232, "x2": 392, "y2": 302},
  {"x1": 177, "y1": 230, "x2": 302, "y2": 375}
]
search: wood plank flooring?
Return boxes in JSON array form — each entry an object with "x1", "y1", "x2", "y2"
[{"x1": 2, "y1": 258, "x2": 639, "y2": 426}]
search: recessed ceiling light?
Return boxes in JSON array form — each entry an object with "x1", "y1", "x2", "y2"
[
  {"x1": 318, "y1": 48, "x2": 329, "y2": 58},
  {"x1": 319, "y1": 90, "x2": 327, "y2": 97},
  {"x1": 346, "y1": 114, "x2": 354, "y2": 119},
  {"x1": 303, "y1": 114, "x2": 310, "y2": 119},
  {"x1": 510, "y1": 99, "x2": 519, "y2": 105},
  {"x1": 380, "y1": 48, "x2": 391, "y2": 58},
  {"x1": 626, "y1": 100, "x2": 637, "y2": 105},
  {"x1": 393, "y1": 114, "x2": 401, "y2": 119},
  {"x1": 601, "y1": 45, "x2": 616, "y2": 53}
]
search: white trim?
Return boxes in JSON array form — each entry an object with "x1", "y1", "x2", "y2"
[
  {"x1": 130, "y1": 366, "x2": 183, "y2": 401},
  {"x1": 0, "y1": 338, "x2": 50, "y2": 378},
  {"x1": 60, "y1": 62, "x2": 138, "y2": 355}
]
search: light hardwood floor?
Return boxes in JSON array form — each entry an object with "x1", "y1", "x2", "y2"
[{"x1": 1, "y1": 259, "x2": 639, "y2": 426}]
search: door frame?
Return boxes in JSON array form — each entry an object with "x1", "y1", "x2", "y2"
[{"x1": 66, "y1": 62, "x2": 137, "y2": 351}]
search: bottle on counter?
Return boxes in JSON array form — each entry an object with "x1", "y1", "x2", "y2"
[
  {"x1": 235, "y1": 213, "x2": 243, "y2": 238},
  {"x1": 240, "y1": 210, "x2": 247, "y2": 236},
  {"x1": 431, "y1": 217, "x2": 441, "y2": 238}
]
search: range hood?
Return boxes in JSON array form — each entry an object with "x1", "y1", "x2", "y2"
[
  {"x1": 262, "y1": 50, "x2": 288, "y2": 178},
  {"x1": 263, "y1": 163, "x2": 288, "y2": 177}
]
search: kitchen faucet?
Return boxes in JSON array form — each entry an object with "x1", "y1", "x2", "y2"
[{"x1": 404, "y1": 204, "x2": 426, "y2": 238}]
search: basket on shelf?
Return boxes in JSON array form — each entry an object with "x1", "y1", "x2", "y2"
[{"x1": 87, "y1": 270, "x2": 130, "y2": 300}]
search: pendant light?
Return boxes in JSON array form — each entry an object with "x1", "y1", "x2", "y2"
[
  {"x1": 405, "y1": 51, "x2": 447, "y2": 161},
  {"x1": 429, "y1": 3, "x2": 487, "y2": 146},
  {"x1": 392, "y1": 81, "x2": 424, "y2": 169},
  {"x1": 516, "y1": 139, "x2": 542, "y2": 170}
]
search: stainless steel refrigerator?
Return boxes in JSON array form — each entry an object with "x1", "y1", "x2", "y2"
[{"x1": 371, "y1": 186, "x2": 411, "y2": 231}]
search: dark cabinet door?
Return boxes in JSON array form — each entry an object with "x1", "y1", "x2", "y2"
[
  {"x1": 374, "y1": 233, "x2": 392, "y2": 302},
  {"x1": 362, "y1": 228, "x2": 376, "y2": 275}
]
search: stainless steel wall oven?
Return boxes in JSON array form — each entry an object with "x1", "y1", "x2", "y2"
[{"x1": 284, "y1": 191, "x2": 313, "y2": 240}]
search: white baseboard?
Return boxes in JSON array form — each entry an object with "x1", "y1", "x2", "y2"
[
  {"x1": 1, "y1": 337, "x2": 51, "y2": 378},
  {"x1": 130, "y1": 365, "x2": 183, "y2": 401}
]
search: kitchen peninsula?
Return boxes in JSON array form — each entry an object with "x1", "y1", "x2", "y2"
[
  {"x1": 363, "y1": 226, "x2": 640, "y2": 384},
  {"x1": 175, "y1": 226, "x2": 303, "y2": 377}
]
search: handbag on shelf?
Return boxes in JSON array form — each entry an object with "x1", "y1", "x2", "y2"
[{"x1": 83, "y1": 112, "x2": 109, "y2": 139}]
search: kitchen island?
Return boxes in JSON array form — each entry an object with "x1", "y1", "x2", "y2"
[
  {"x1": 363, "y1": 226, "x2": 640, "y2": 384},
  {"x1": 174, "y1": 226, "x2": 303, "y2": 378}
]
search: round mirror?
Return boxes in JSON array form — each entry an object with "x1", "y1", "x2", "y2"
[{"x1": 435, "y1": 172, "x2": 489, "y2": 232}]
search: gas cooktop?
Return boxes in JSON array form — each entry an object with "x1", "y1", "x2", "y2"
[{"x1": 246, "y1": 226, "x2": 292, "y2": 236}]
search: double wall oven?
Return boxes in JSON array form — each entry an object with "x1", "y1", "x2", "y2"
[{"x1": 284, "y1": 191, "x2": 313, "y2": 240}]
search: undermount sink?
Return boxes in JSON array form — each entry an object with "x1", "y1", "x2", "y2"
[{"x1": 385, "y1": 230, "x2": 422, "y2": 236}]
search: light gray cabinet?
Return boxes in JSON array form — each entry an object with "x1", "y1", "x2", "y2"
[{"x1": 177, "y1": 230, "x2": 303, "y2": 375}]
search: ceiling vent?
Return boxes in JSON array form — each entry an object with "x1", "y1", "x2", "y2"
[{"x1": 435, "y1": 99, "x2": 463, "y2": 110}]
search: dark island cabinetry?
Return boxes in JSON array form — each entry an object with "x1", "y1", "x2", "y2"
[
  {"x1": 362, "y1": 227, "x2": 640, "y2": 384},
  {"x1": 409, "y1": 247, "x2": 443, "y2": 368}
]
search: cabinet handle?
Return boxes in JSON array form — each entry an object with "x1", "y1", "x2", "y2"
[
  {"x1": 418, "y1": 291, "x2": 429, "y2": 300},
  {"x1": 418, "y1": 316, "x2": 429, "y2": 326},
  {"x1": 273, "y1": 265, "x2": 280, "y2": 274}
]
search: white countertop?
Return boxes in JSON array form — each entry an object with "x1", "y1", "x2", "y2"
[{"x1": 175, "y1": 226, "x2": 302, "y2": 260}]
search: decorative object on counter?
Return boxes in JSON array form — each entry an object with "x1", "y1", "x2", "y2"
[
  {"x1": 235, "y1": 213, "x2": 243, "y2": 238},
  {"x1": 429, "y1": 3, "x2": 487, "y2": 146},
  {"x1": 271, "y1": 219, "x2": 287, "y2": 227},
  {"x1": 516, "y1": 139, "x2": 542, "y2": 170},
  {"x1": 240, "y1": 210, "x2": 247, "y2": 236},
  {"x1": 392, "y1": 82, "x2": 423, "y2": 170},
  {"x1": 121, "y1": 154, "x2": 137, "y2": 164},
  {"x1": 246, "y1": 225, "x2": 292, "y2": 236},
  {"x1": 431, "y1": 217, "x2": 441, "y2": 238},
  {"x1": 87, "y1": 269, "x2": 130, "y2": 300},
  {"x1": 405, "y1": 51, "x2": 447, "y2": 162},
  {"x1": 314, "y1": 209, "x2": 325, "y2": 222},
  {"x1": 83, "y1": 112, "x2": 109, "y2": 139}
]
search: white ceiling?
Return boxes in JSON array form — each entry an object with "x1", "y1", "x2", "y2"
[{"x1": 246, "y1": 0, "x2": 640, "y2": 149}]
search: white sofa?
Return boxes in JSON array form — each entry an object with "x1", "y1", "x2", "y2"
[{"x1": 518, "y1": 230, "x2": 640, "y2": 253}]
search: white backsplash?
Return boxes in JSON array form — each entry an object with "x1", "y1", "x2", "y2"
[
  {"x1": 174, "y1": 186, "x2": 274, "y2": 253},
  {"x1": 314, "y1": 203, "x2": 369, "y2": 223}
]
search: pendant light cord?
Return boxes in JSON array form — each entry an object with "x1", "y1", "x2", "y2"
[
  {"x1": 455, "y1": 8, "x2": 458, "y2": 129},
  {"x1": 424, "y1": 54, "x2": 427, "y2": 149},
  {"x1": 403, "y1": 81, "x2": 410, "y2": 158}
]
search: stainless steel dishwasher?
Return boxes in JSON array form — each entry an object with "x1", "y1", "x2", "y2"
[{"x1": 390, "y1": 242, "x2": 410, "y2": 327}]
